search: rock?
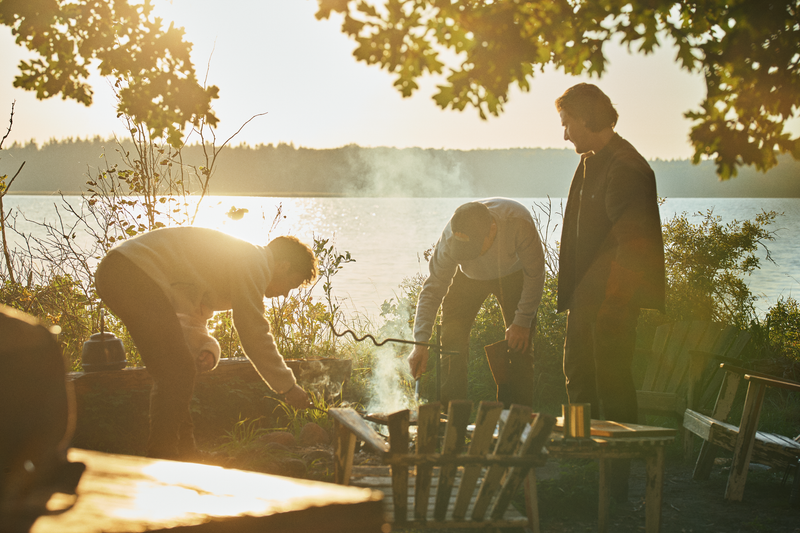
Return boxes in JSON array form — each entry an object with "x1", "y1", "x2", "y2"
[
  {"x1": 298, "y1": 422, "x2": 331, "y2": 447},
  {"x1": 303, "y1": 449, "x2": 332, "y2": 463},
  {"x1": 278, "y1": 458, "x2": 308, "y2": 478},
  {"x1": 258, "y1": 431, "x2": 296, "y2": 448},
  {"x1": 262, "y1": 442, "x2": 291, "y2": 455}
]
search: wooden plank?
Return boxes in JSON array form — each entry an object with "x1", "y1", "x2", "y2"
[
  {"x1": 665, "y1": 321, "x2": 709, "y2": 394},
  {"x1": 433, "y1": 400, "x2": 472, "y2": 521},
  {"x1": 640, "y1": 322, "x2": 673, "y2": 391},
  {"x1": 645, "y1": 446, "x2": 665, "y2": 533},
  {"x1": 29, "y1": 449, "x2": 384, "y2": 533},
  {"x1": 725, "y1": 380, "x2": 766, "y2": 502},
  {"x1": 388, "y1": 409, "x2": 410, "y2": 524},
  {"x1": 328, "y1": 408, "x2": 388, "y2": 457},
  {"x1": 652, "y1": 321, "x2": 690, "y2": 393},
  {"x1": 472, "y1": 404, "x2": 532, "y2": 521},
  {"x1": 413, "y1": 402, "x2": 441, "y2": 522},
  {"x1": 525, "y1": 470, "x2": 541, "y2": 533},
  {"x1": 636, "y1": 391, "x2": 682, "y2": 417},
  {"x1": 333, "y1": 419, "x2": 357, "y2": 485},
  {"x1": 710, "y1": 368, "x2": 742, "y2": 421},
  {"x1": 555, "y1": 418, "x2": 677, "y2": 438},
  {"x1": 698, "y1": 329, "x2": 749, "y2": 407},
  {"x1": 490, "y1": 413, "x2": 555, "y2": 520},
  {"x1": 746, "y1": 373, "x2": 800, "y2": 393},
  {"x1": 452, "y1": 401, "x2": 503, "y2": 520},
  {"x1": 598, "y1": 458, "x2": 610, "y2": 533}
]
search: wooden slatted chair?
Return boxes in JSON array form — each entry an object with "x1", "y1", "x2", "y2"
[
  {"x1": 683, "y1": 363, "x2": 800, "y2": 502},
  {"x1": 636, "y1": 321, "x2": 751, "y2": 456},
  {"x1": 329, "y1": 400, "x2": 556, "y2": 532}
]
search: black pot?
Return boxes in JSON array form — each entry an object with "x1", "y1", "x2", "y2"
[{"x1": 81, "y1": 332, "x2": 127, "y2": 372}]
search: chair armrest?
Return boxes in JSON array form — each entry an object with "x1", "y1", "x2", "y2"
[
  {"x1": 745, "y1": 374, "x2": 800, "y2": 393},
  {"x1": 719, "y1": 363, "x2": 792, "y2": 382},
  {"x1": 329, "y1": 408, "x2": 389, "y2": 456}
]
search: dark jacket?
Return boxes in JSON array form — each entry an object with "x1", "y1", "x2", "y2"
[{"x1": 557, "y1": 134, "x2": 665, "y2": 313}]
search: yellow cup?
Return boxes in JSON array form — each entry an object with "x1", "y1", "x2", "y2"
[{"x1": 562, "y1": 403, "x2": 592, "y2": 438}]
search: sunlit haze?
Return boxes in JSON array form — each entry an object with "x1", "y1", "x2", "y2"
[{"x1": 0, "y1": 0, "x2": 758, "y2": 161}]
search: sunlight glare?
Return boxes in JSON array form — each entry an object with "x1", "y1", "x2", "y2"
[{"x1": 110, "y1": 460, "x2": 369, "y2": 523}]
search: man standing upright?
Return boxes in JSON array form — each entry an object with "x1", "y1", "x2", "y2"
[
  {"x1": 556, "y1": 83, "x2": 665, "y2": 499},
  {"x1": 407, "y1": 198, "x2": 545, "y2": 407}
]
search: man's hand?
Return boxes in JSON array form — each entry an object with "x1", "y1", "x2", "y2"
[
  {"x1": 505, "y1": 324, "x2": 530, "y2": 353},
  {"x1": 407, "y1": 345, "x2": 429, "y2": 379},
  {"x1": 196, "y1": 351, "x2": 215, "y2": 374},
  {"x1": 283, "y1": 384, "x2": 312, "y2": 410}
]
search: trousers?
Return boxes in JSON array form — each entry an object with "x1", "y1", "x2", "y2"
[
  {"x1": 95, "y1": 251, "x2": 197, "y2": 459},
  {"x1": 562, "y1": 295, "x2": 640, "y2": 423},
  {"x1": 439, "y1": 269, "x2": 535, "y2": 407}
]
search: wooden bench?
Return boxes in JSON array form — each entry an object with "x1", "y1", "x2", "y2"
[
  {"x1": 683, "y1": 363, "x2": 800, "y2": 502},
  {"x1": 19, "y1": 448, "x2": 385, "y2": 533},
  {"x1": 329, "y1": 400, "x2": 555, "y2": 531},
  {"x1": 637, "y1": 321, "x2": 750, "y2": 455}
]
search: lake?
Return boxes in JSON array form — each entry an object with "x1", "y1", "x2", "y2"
[{"x1": 4, "y1": 195, "x2": 799, "y2": 319}]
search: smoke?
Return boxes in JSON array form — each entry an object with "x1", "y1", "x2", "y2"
[
  {"x1": 365, "y1": 345, "x2": 417, "y2": 415},
  {"x1": 343, "y1": 147, "x2": 475, "y2": 197}
]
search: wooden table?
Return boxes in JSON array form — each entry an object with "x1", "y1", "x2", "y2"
[
  {"x1": 23, "y1": 448, "x2": 386, "y2": 533},
  {"x1": 534, "y1": 419, "x2": 676, "y2": 533}
]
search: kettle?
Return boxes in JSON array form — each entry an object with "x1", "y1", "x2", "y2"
[{"x1": 81, "y1": 311, "x2": 127, "y2": 372}]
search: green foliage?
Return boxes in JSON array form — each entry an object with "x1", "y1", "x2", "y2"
[
  {"x1": 274, "y1": 391, "x2": 339, "y2": 436},
  {"x1": 0, "y1": 275, "x2": 96, "y2": 371},
  {"x1": 215, "y1": 416, "x2": 271, "y2": 453},
  {"x1": 660, "y1": 209, "x2": 778, "y2": 329},
  {"x1": 765, "y1": 296, "x2": 800, "y2": 363},
  {"x1": 266, "y1": 236, "x2": 356, "y2": 359},
  {"x1": 2, "y1": 0, "x2": 218, "y2": 145},
  {"x1": 317, "y1": 0, "x2": 800, "y2": 178}
]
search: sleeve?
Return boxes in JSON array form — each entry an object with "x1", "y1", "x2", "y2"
[
  {"x1": 230, "y1": 255, "x2": 297, "y2": 395},
  {"x1": 603, "y1": 157, "x2": 662, "y2": 305},
  {"x1": 177, "y1": 313, "x2": 221, "y2": 368},
  {"x1": 412, "y1": 238, "x2": 459, "y2": 343},
  {"x1": 511, "y1": 218, "x2": 546, "y2": 329}
]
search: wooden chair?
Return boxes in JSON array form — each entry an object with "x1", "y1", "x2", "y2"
[
  {"x1": 683, "y1": 363, "x2": 800, "y2": 502},
  {"x1": 329, "y1": 400, "x2": 556, "y2": 532},
  {"x1": 636, "y1": 321, "x2": 751, "y2": 455}
]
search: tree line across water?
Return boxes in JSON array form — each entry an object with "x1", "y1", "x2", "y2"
[{"x1": 3, "y1": 137, "x2": 800, "y2": 198}]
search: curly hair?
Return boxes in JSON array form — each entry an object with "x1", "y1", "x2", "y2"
[{"x1": 266, "y1": 236, "x2": 318, "y2": 286}]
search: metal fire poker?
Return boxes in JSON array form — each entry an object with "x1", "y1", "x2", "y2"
[{"x1": 328, "y1": 322, "x2": 456, "y2": 402}]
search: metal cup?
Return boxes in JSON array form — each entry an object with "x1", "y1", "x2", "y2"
[{"x1": 562, "y1": 403, "x2": 592, "y2": 439}]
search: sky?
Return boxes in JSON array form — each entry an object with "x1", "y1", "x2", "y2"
[{"x1": 1, "y1": 0, "x2": 793, "y2": 161}]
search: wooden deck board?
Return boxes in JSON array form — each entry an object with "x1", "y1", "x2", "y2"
[{"x1": 27, "y1": 449, "x2": 385, "y2": 533}]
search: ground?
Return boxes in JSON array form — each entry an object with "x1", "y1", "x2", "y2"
[{"x1": 536, "y1": 453, "x2": 800, "y2": 533}]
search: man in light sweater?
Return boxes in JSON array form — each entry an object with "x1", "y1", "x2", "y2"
[
  {"x1": 407, "y1": 198, "x2": 545, "y2": 407},
  {"x1": 95, "y1": 226, "x2": 318, "y2": 460}
]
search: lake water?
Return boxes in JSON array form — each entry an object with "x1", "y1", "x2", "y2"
[{"x1": 4, "y1": 196, "x2": 799, "y2": 319}]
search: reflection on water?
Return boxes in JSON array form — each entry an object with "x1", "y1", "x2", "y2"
[{"x1": 6, "y1": 196, "x2": 800, "y2": 318}]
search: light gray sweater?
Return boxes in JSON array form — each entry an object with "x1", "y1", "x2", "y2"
[
  {"x1": 413, "y1": 198, "x2": 546, "y2": 343},
  {"x1": 112, "y1": 226, "x2": 296, "y2": 394}
]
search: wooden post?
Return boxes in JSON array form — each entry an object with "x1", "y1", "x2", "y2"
[
  {"x1": 645, "y1": 447, "x2": 665, "y2": 533},
  {"x1": 388, "y1": 409, "x2": 410, "y2": 525},
  {"x1": 598, "y1": 458, "x2": 610, "y2": 533},
  {"x1": 333, "y1": 418, "x2": 356, "y2": 485},
  {"x1": 525, "y1": 470, "x2": 541, "y2": 533},
  {"x1": 725, "y1": 379, "x2": 766, "y2": 501}
]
